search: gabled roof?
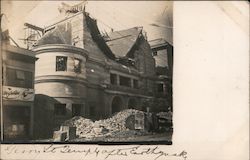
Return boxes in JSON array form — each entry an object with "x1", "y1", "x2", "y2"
[
  {"x1": 34, "y1": 11, "x2": 146, "y2": 62},
  {"x1": 105, "y1": 27, "x2": 142, "y2": 58}
]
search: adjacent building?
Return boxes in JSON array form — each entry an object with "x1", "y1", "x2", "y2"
[
  {"x1": 149, "y1": 38, "x2": 173, "y2": 111},
  {"x1": 2, "y1": 43, "x2": 36, "y2": 140}
]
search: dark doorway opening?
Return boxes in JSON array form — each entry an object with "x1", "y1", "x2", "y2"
[
  {"x1": 3, "y1": 106, "x2": 30, "y2": 140},
  {"x1": 111, "y1": 96, "x2": 123, "y2": 114}
]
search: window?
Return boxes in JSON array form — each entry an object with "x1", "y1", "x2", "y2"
[
  {"x1": 74, "y1": 58, "x2": 81, "y2": 73},
  {"x1": 16, "y1": 70, "x2": 25, "y2": 80},
  {"x1": 133, "y1": 79, "x2": 139, "y2": 89},
  {"x1": 110, "y1": 73, "x2": 117, "y2": 85},
  {"x1": 119, "y1": 76, "x2": 131, "y2": 87},
  {"x1": 157, "y1": 83, "x2": 164, "y2": 93},
  {"x1": 56, "y1": 56, "x2": 67, "y2": 71},
  {"x1": 54, "y1": 104, "x2": 66, "y2": 116},
  {"x1": 5, "y1": 68, "x2": 33, "y2": 88},
  {"x1": 152, "y1": 51, "x2": 158, "y2": 56},
  {"x1": 72, "y1": 104, "x2": 82, "y2": 117},
  {"x1": 89, "y1": 106, "x2": 96, "y2": 117}
]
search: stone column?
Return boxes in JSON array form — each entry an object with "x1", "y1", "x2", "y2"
[{"x1": 130, "y1": 78, "x2": 134, "y2": 88}]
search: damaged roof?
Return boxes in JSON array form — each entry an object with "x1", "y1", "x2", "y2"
[
  {"x1": 36, "y1": 22, "x2": 72, "y2": 46},
  {"x1": 105, "y1": 27, "x2": 142, "y2": 58},
  {"x1": 148, "y1": 38, "x2": 169, "y2": 51},
  {"x1": 35, "y1": 12, "x2": 116, "y2": 60}
]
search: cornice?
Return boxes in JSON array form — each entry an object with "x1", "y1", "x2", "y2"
[{"x1": 32, "y1": 44, "x2": 89, "y2": 58}]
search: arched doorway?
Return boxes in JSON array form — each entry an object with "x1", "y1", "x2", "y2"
[
  {"x1": 128, "y1": 98, "x2": 137, "y2": 109},
  {"x1": 111, "y1": 96, "x2": 123, "y2": 114}
]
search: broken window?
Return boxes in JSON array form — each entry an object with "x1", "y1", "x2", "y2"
[
  {"x1": 72, "y1": 104, "x2": 82, "y2": 117},
  {"x1": 54, "y1": 104, "x2": 66, "y2": 116},
  {"x1": 110, "y1": 73, "x2": 117, "y2": 85},
  {"x1": 119, "y1": 76, "x2": 131, "y2": 87},
  {"x1": 74, "y1": 58, "x2": 81, "y2": 73},
  {"x1": 56, "y1": 56, "x2": 67, "y2": 71}
]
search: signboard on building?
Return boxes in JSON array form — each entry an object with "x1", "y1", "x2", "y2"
[{"x1": 2, "y1": 86, "x2": 34, "y2": 101}]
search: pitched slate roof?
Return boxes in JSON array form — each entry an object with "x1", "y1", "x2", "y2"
[
  {"x1": 85, "y1": 13, "x2": 115, "y2": 60},
  {"x1": 105, "y1": 27, "x2": 142, "y2": 58},
  {"x1": 36, "y1": 22, "x2": 72, "y2": 46}
]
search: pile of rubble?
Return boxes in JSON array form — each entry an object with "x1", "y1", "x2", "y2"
[
  {"x1": 63, "y1": 116, "x2": 94, "y2": 136},
  {"x1": 63, "y1": 109, "x2": 146, "y2": 139}
]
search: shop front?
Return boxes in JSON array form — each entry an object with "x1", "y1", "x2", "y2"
[{"x1": 2, "y1": 86, "x2": 34, "y2": 140}]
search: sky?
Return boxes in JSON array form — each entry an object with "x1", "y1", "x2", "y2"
[{"x1": 1, "y1": 1, "x2": 173, "y2": 48}]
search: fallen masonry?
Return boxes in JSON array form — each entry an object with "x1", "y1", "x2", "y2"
[{"x1": 57, "y1": 109, "x2": 151, "y2": 141}]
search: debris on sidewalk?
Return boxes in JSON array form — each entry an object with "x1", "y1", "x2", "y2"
[{"x1": 62, "y1": 109, "x2": 149, "y2": 140}]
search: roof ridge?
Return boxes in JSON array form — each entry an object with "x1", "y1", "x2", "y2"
[{"x1": 108, "y1": 26, "x2": 142, "y2": 34}]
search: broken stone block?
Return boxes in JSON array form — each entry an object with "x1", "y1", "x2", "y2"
[{"x1": 53, "y1": 131, "x2": 67, "y2": 142}]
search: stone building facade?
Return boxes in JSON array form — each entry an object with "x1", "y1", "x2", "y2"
[
  {"x1": 149, "y1": 38, "x2": 173, "y2": 112},
  {"x1": 28, "y1": 8, "x2": 172, "y2": 138}
]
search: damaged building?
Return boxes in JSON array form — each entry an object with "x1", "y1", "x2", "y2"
[
  {"x1": 23, "y1": 4, "x2": 173, "y2": 138},
  {"x1": 1, "y1": 26, "x2": 36, "y2": 140}
]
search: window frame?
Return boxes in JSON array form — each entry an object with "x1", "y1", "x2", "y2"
[
  {"x1": 110, "y1": 73, "x2": 117, "y2": 85},
  {"x1": 5, "y1": 67, "x2": 33, "y2": 88},
  {"x1": 119, "y1": 75, "x2": 131, "y2": 87},
  {"x1": 56, "y1": 56, "x2": 68, "y2": 72}
]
